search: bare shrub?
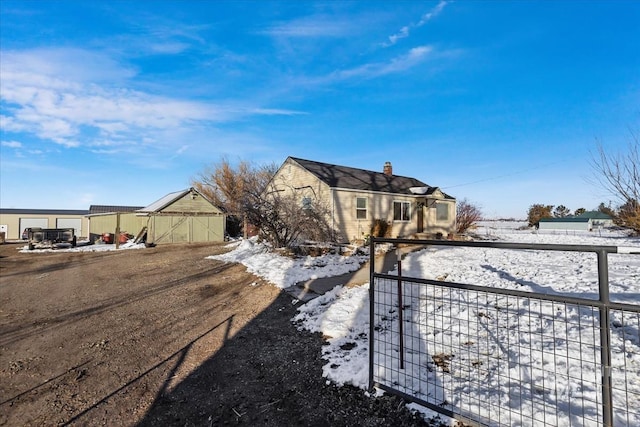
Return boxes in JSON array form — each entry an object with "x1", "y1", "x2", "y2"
[
  {"x1": 192, "y1": 157, "x2": 277, "y2": 238},
  {"x1": 370, "y1": 219, "x2": 390, "y2": 238},
  {"x1": 590, "y1": 131, "x2": 640, "y2": 234},
  {"x1": 456, "y1": 199, "x2": 483, "y2": 234}
]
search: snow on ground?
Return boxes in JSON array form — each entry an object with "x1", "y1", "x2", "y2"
[
  {"x1": 17, "y1": 241, "x2": 146, "y2": 253},
  {"x1": 207, "y1": 237, "x2": 368, "y2": 289},
  {"x1": 214, "y1": 228, "x2": 640, "y2": 426}
]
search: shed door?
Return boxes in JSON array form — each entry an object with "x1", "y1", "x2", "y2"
[
  {"x1": 57, "y1": 218, "x2": 82, "y2": 237},
  {"x1": 20, "y1": 218, "x2": 48, "y2": 234}
]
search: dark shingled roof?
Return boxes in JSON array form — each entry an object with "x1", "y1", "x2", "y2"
[
  {"x1": 289, "y1": 157, "x2": 454, "y2": 198},
  {"x1": 89, "y1": 205, "x2": 145, "y2": 214}
]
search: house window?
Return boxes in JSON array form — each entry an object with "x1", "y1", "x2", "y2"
[
  {"x1": 393, "y1": 201, "x2": 411, "y2": 221},
  {"x1": 436, "y1": 202, "x2": 449, "y2": 221},
  {"x1": 356, "y1": 197, "x2": 367, "y2": 220},
  {"x1": 302, "y1": 197, "x2": 312, "y2": 210}
]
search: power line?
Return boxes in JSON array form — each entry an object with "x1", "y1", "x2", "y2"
[{"x1": 441, "y1": 159, "x2": 569, "y2": 190}]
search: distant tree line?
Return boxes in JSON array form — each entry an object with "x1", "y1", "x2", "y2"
[{"x1": 526, "y1": 130, "x2": 639, "y2": 234}]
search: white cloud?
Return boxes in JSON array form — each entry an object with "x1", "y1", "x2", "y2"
[
  {"x1": 330, "y1": 45, "x2": 434, "y2": 80},
  {"x1": 1, "y1": 140, "x2": 22, "y2": 148},
  {"x1": 387, "y1": 26, "x2": 410, "y2": 46},
  {"x1": 418, "y1": 0, "x2": 447, "y2": 26},
  {"x1": 263, "y1": 15, "x2": 352, "y2": 38},
  {"x1": 0, "y1": 48, "x2": 304, "y2": 150},
  {"x1": 148, "y1": 42, "x2": 191, "y2": 54},
  {"x1": 382, "y1": 1, "x2": 448, "y2": 47},
  {"x1": 2, "y1": 48, "x2": 137, "y2": 83}
]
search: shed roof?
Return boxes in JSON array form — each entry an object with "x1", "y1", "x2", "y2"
[
  {"x1": 574, "y1": 211, "x2": 613, "y2": 220},
  {"x1": 288, "y1": 157, "x2": 454, "y2": 199},
  {"x1": 539, "y1": 217, "x2": 590, "y2": 223},
  {"x1": 139, "y1": 189, "x2": 188, "y2": 213},
  {"x1": 138, "y1": 187, "x2": 218, "y2": 213}
]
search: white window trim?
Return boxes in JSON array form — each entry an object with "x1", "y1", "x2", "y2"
[{"x1": 356, "y1": 197, "x2": 368, "y2": 220}]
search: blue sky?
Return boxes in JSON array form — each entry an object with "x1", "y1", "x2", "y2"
[{"x1": 1, "y1": 1, "x2": 638, "y2": 218}]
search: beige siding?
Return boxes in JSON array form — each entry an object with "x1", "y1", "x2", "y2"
[
  {"x1": 424, "y1": 200, "x2": 456, "y2": 237},
  {"x1": 269, "y1": 159, "x2": 330, "y2": 201},
  {"x1": 88, "y1": 213, "x2": 147, "y2": 240},
  {"x1": 163, "y1": 193, "x2": 223, "y2": 214},
  {"x1": 0, "y1": 213, "x2": 89, "y2": 240},
  {"x1": 148, "y1": 215, "x2": 225, "y2": 243},
  {"x1": 332, "y1": 190, "x2": 422, "y2": 241}
]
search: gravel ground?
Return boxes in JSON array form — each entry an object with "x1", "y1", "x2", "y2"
[{"x1": 0, "y1": 241, "x2": 434, "y2": 426}]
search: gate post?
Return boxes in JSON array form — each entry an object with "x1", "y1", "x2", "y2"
[
  {"x1": 597, "y1": 249, "x2": 613, "y2": 427},
  {"x1": 397, "y1": 248, "x2": 404, "y2": 370},
  {"x1": 368, "y1": 238, "x2": 376, "y2": 391}
]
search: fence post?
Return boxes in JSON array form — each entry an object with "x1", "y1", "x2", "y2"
[
  {"x1": 368, "y1": 238, "x2": 376, "y2": 391},
  {"x1": 597, "y1": 249, "x2": 613, "y2": 427},
  {"x1": 397, "y1": 248, "x2": 404, "y2": 370}
]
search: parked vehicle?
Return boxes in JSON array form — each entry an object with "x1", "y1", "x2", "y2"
[{"x1": 27, "y1": 228, "x2": 76, "y2": 250}]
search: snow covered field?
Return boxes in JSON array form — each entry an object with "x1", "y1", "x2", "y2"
[{"x1": 214, "y1": 226, "x2": 640, "y2": 427}]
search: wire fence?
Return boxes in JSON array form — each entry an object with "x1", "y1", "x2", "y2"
[{"x1": 369, "y1": 238, "x2": 640, "y2": 427}]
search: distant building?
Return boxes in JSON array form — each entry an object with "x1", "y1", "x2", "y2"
[
  {"x1": 574, "y1": 211, "x2": 615, "y2": 228},
  {"x1": 537, "y1": 211, "x2": 614, "y2": 232},
  {"x1": 0, "y1": 208, "x2": 89, "y2": 240},
  {"x1": 538, "y1": 217, "x2": 592, "y2": 231}
]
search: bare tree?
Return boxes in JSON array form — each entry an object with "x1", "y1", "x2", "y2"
[
  {"x1": 456, "y1": 199, "x2": 483, "y2": 234},
  {"x1": 527, "y1": 204, "x2": 554, "y2": 227},
  {"x1": 193, "y1": 157, "x2": 337, "y2": 247},
  {"x1": 244, "y1": 183, "x2": 336, "y2": 248},
  {"x1": 191, "y1": 157, "x2": 277, "y2": 237},
  {"x1": 590, "y1": 131, "x2": 640, "y2": 233}
]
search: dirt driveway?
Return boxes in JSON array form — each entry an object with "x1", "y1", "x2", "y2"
[{"x1": 0, "y1": 242, "x2": 430, "y2": 426}]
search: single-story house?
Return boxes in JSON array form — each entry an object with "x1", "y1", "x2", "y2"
[
  {"x1": 266, "y1": 157, "x2": 456, "y2": 243},
  {"x1": 0, "y1": 208, "x2": 89, "y2": 240},
  {"x1": 87, "y1": 188, "x2": 226, "y2": 244}
]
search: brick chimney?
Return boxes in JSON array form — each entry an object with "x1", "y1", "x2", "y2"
[{"x1": 383, "y1": 161, "x2": 393, "y2": 176}]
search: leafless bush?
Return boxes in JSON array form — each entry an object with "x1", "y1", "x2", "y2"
[
  {"x1": 456, "y1": 199, "x2": 483, "y2": 234},
  {"x1": 370, "y1": 219, "x2": 391, "y2": 238},
  {"x1": 245, "y1": 188, "x2": 337, "y2": 248},
  {"x1": 192, "y1": 157, "x2": 277, "y2": 237},
  {"x1": 590, "y1": 131, "x2": 640, "y2": 234}
]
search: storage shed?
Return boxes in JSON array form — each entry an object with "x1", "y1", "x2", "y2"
[
  {"x1": 86, "y1": 188, "x2": 225, "y2": 244},
  {"x1": 86, "y1": 206, "x2": 146, "y2": 243},
  {"x1": 138, "y1": 188, "x2": 225, "y2": 244}
]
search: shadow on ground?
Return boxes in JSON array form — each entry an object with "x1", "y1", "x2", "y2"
[{"x1": 137, "y1": 290, "x2": 430, "y2": 426}]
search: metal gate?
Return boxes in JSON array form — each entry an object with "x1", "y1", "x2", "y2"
[{"x1": 369, "y1": 238, "x2": 640, "y2": 427}]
